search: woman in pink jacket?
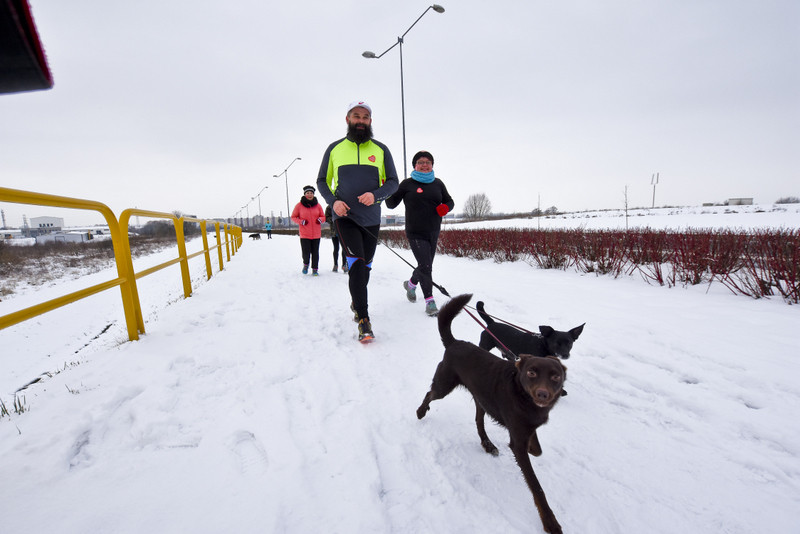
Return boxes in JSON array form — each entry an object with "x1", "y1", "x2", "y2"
[{"x1": 291, "y1": 185, "x2": 326, "y2": 275}]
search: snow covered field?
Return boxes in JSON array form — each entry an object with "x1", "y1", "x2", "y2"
[
  {"x1": 451, "y1": 203, "x2": 800, "y2": 231},
  {"x1": 1, "y1": 206, "x2": 799, "y2": 533}
]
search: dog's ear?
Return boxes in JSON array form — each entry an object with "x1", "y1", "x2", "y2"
[
  {"x1": 515, "y1": 354, "x2": 534, "y2": 369},
  {"x1": 569, "y1": 323, "x2": 585, "y2": 340},
  {"x1": 539, "y1": 325, "x2": 554, "y2": 337},
  {"x1": 545, "y1": 356, "x2": 567, "y2": 376}
]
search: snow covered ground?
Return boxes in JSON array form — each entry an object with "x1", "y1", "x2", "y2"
[
  {"x1": 452, "y1": 203, "x2": 800, "y2": 231},
  {"x1": 1, "y1": 207, "x2": 799, "y2": 533}
]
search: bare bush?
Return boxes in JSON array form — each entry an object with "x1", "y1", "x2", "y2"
[
  {"x1": 0, "y1": 237, "x2": 176, "y2": 298},
  {"x1": 380, "y1": 226, "x2": 800, "y2": 304},
  {"x1": 463, "y1": 193, "x2": 492, "y2": 220}
]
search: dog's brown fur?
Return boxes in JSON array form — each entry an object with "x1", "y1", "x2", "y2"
[{"x1": 416, "y1": 293, "x2": 567, "y2": 534}]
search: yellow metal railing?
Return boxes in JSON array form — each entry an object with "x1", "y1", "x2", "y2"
[{"x1": 0, "y1": 187, "x2": 242, "y2": 341}]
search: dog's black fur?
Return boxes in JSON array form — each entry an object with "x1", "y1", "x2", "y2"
[
  {"x1": 477, "y1": 301, "x2": 584, "y2": 362},
  {"x1": 248, "y1": 233, "x2": 261, "y2": 240},
  {"x1": 417, "y1": 294, "x2": 567, "y2": 534}
]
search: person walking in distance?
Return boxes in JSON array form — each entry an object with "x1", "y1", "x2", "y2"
[
  {"x1": 291, "y1": 185, "x2": 326, "y2": 275},
  {"x1": 325, "y1": 204, "x2": 347, "y2": 272},
  {"x1": 317, "y1": 100, "x2": 399, "y2": 343},
  {"x1": 264, "y1": 220, "x2": 272, "y2": 239},
  {"x1": 386, "y1": 150, "x2": 454, "y2": 316}
]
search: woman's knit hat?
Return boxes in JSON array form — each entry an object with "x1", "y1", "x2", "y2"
[
  {"x1": 412, "y1": 150, "x2": 434, "y2": 166},
  {"x1": 303, "y1": 185, "x2": 316, "y2": 194}
]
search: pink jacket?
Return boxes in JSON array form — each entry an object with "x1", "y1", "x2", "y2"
[{"x1": 291, "y1": 200, "x2": 325, "y2": 239}]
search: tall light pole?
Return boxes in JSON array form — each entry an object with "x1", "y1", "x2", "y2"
[
  {"x1": 254, "y1": 185, "x2": 268, "y2": 225},
  {"x1": 362, "y1": 4, "x2": 445, "y2": 180},
  {"x1": 273, "y1": 157, "x2": 302, "y2": 221},
  {"x1": 651, "y1": 172, "x2": 659, "y2": 209}
]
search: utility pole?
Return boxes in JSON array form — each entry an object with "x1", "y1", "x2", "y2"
[
  {"x1": 651, "y1": 172, "x2": 659, "y2": 208},
  {"x1": 624, "y1": 185, "x2": 630, "y2": 230},
  {"x1": 537, "y1": 193, "x2": 541, "y2": 231}
]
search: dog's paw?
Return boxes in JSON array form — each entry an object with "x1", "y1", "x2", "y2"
[
  {"x1": 416, "y1": 405, "x2": 429, "y2": 419},
  {"x1": 481, "y1": 439, "x2": 499, "y2": 456}
]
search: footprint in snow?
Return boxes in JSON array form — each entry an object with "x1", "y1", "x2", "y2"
[{"x1": 229, "y1": 430, "x2": 269, "y2": 476}]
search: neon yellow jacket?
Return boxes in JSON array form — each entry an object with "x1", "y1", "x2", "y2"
[{"x1": 316, "y1": 137, "x2": 399, "y2": 227}]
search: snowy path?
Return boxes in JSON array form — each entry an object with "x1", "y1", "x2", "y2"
[{"x1": 1, "y1": 234, "x2": 799, "y2": 533}]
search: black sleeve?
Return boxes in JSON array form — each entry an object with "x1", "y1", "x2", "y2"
[
  {"x1": 385, "y1": 178, "x2": 410, "y2": 209},
  {"x1": 439, "y1": 180, "x2": 455, "y2": 211}
]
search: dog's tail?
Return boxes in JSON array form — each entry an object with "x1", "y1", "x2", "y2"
[
  {"x1": 475, "y1": 300, "x2": 494, "y2": 326},
  {"x1": 438, "y1": 293, "x2": 472, "y2": 348}
]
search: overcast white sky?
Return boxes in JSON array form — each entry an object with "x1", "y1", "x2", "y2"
[{"x1": 2, "y1": 0, "x2": 798, "y2": 227}]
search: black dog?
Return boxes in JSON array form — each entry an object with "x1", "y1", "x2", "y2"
[
  {"x1": 248, "y1": 233, "x2": 261, "y2": 240},
  {"x1": 477, "y1": 301, "x2": 584, "y2": 362},
  {"x1": 417, "y1": 294, "x2": 567, "y2": 534}
]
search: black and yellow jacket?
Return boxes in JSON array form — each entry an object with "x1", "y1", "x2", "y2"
[{"x1": 316, "y1": 136, "x2": 399, "y2": 227}]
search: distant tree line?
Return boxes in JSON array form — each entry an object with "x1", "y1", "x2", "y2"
[{"x1": 135, "y1": 211, "x2": 201, "y2": 238}]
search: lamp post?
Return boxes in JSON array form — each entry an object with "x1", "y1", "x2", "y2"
[
  {"x1": 273, "y1": 157, "x2": 302, "y2": 221},
  {"x1": 254, "y1": 185, "x2": 268, "y2": 226},
  {"x1": 651, "y1": 172, "x2": 659, "y2": 209},
  {"x1": 362, "y1": 4, "x2": 445, "y2": 179}
]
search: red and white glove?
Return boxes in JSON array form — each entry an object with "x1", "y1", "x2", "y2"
[
  {"x1": 300, "y1": 219, "x2": 308, "y2": 226},
  {"x1": 436, "y1": 204, "x2": 449, "y2": 217}
]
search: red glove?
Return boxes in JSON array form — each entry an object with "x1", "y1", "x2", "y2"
[
  {"x1": 300, "y1": 219, "x2": 307, "y2": 226},
  {"x1": 436, "y1": 204, "x2": 449, "y2": 217},
  {"x1": 316, "y1": 217, "x2": 322, "y2": 224}
]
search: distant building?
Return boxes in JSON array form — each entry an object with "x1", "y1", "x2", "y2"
[
  {"x1": 726, "y1": 198, "x2": 753, "y2": 206},
  {"x1": 36, "y1": 231, "x2": 93, "y2": 244},
  {"x1": 2, "y1": 229, "x2": 22, "y2": 240},
  {"x1": 29, "y1": 216, "x2": 65, "y2": 235},
  {"x1": 30, "y1": 215, "x2": 65, "y2": 228}
]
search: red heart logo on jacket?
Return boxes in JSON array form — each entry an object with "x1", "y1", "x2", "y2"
[
  {"x1": 368, "y1": 155, "x2": 376, "y2": 162},
  {"x1": 417, "y1": 188, "x2": 423, "y2": 193}
]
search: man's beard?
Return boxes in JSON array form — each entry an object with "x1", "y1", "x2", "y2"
[{"x1": 347, "y1": 122, "x2": 373, "y2": 144}]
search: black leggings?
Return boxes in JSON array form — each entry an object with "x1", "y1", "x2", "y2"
[
  {"x1": 408, "y1": 230, "x2": 440, "y2": 299},
  {"x1": 300, "y1": 238, "x2": 320, "y2": 269},
  {"x1": 331, "y1": 235, "x2": 346, "y2": 265},
  {"x1": 335, "y1": 218, "x2": 379, "y2": 320}
]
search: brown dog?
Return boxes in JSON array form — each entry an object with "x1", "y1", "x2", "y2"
[{"x1": 416, "y1": 293, "x2": 567, "y2": 534}]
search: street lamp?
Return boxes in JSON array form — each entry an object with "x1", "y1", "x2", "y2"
[
  {"x1": 362, "y1": 4, "x2": 445, "y2": 179},
  {"x1": 254, "y1": 185, "x2": 269, "y2": 225},
  {"x1": 651, "y1": 172, "x2": 660, "y2": 209},
  {"x1": 273, "y1": 156, "x2": 302, "y2": 221}
]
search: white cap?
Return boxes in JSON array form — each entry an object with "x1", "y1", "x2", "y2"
[{"x1": 347, "y1": 100, "x2": 372, "y2": 115}]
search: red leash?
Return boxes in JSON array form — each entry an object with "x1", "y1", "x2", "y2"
[
  {"x1": 468, "y1": 305, "x2": 537, "y2": 335},
  {"x1": 462, "y1": 306, "x2": 520, "y2": 361}
]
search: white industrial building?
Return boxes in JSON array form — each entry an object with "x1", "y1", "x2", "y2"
[{"x1": 30, "y1": 216, "x2": 65, "y2": 230}]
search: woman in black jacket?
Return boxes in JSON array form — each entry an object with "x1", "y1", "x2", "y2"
[{"x1": 385, "y1": 150, "x2": 454, "y2": 316}]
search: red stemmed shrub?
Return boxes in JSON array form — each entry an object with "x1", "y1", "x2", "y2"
[{"x1": 379, "y1": 227, "x2": 799, "y2": 304}]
